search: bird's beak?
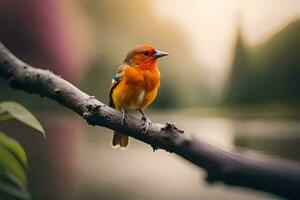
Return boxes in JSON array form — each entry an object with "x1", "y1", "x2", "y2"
[{"x1": 152, "y1": 50, "x2": 169, "y2": 58}]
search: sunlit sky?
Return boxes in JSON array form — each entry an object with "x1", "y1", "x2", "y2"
[{"x1": 154, "y1": 0, "x2": 300, "y2": 90}]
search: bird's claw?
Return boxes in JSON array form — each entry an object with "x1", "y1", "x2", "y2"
[
  {"x1": 121, "y1": 111, "x2": 128, "y2": 126},
  {"x1": 140, "y1": 116, "x2": 151, "y2": 134}
]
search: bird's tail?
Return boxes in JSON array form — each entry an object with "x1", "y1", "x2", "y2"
[
  {"x1": 112, "y1": 131, "x2": 129, "y2": 148},
  {"x1": 109, "y1": 95, "x2": 129, "y2": 148}
]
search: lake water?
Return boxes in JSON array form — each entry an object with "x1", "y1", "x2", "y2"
[
  {"x1": 1, "y1": 110, "x2": 299, "y2": 200},
  {"x1": 74, "y1": 110, "x2": 300, "y2": 200}
]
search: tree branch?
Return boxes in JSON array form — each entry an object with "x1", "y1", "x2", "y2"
[{"x1": 0, "y1": 42, "x2": 300, "y2": 199}]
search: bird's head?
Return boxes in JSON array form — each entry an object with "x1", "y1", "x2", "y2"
[{"x1": 124, "y1": 45, "x2": 168, "y2": 67}]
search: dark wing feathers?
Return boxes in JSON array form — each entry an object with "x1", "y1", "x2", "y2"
[
  {"x1": 112, "y1": 72, "x2": 123, "y2": 83},
  {"x1": 109, "y1": 64, "x2": 127, "y2": 108},
  {"x1": 109, "y1": 81, "x2": 120, "y2": 108}
]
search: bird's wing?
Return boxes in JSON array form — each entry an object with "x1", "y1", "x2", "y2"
[{"x1": 109, "y1": 64, "x2": 127, "y2": 108}]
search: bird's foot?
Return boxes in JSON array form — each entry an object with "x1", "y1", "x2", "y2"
[
  {"x1": 140, "y1": 116, "x2": 151, "y2": 134},
  {"x1": 121, "y1": 110, "x2": 128, "y2": 126}
]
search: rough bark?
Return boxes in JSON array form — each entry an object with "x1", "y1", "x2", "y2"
[{"x1": 0, "y1": 42, "x2": 299, "y2": 199}]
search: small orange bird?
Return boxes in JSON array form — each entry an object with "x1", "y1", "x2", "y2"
[{"x1": 109, "y1": 45, "x2": 168, "y2": 148}]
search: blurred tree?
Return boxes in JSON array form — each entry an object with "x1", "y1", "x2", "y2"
[
  {"x1": 0, "y1": 0, "x2": 77, "y2": 80},
  {"x1": 225, "y1": 19, "x2": 300, "y2": 105},
  {"x1": 0, "y1": 2, "x2": 85, "y2": 200}
]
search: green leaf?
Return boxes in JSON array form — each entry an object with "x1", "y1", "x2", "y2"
[
  {"x1": 0, "y1": 102, "x2": 45, "y2": 137},
  {"x1": 0, "y1": 112, "x2": 14, "y2": 122},
  {"x1": 0, "y1": 145, "x2": 27, "y2": 185},
  {"x1": 0, "y1": 132, "x2": 27, "y2": 167},
  {"x1": 0, "y1": 171, "x2": 30, "y2": 200},
  {"x1": 0, "y1": 133, "x2": 30, "y2": 199},
  {"x1": 0, "y1": 107, "x2": 5, "y2": 115}
]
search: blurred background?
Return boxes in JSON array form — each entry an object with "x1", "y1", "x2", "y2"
[{"x1": 0, "y1": 0, "x2": 300, "y2": 199}]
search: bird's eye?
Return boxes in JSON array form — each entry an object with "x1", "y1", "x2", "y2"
[{"x1": 143, "y1": 51, "x2": 149, "y2": 56}]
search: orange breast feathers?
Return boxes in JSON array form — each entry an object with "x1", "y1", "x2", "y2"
[
  {"x1": 111, "y1": 64, "x2": 160, "y2": 110},
  {"x1": 109, "y1": 45, "x2": 168, "y2": 148}
]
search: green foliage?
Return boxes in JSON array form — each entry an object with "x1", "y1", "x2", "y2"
[
  {"x1": 0, "y1": 133, "x2": 29, "y2": 199},
  {"x1": 0, "y1": 172, "x2": 30, "y2": 200},
  {"x1": 0, "y1": 101, "x2": 46, "y2": 199},
  {"x1": 0, "y1": 133, "x2": 27, "y2": 168},
  {"x1": 0, "y1": 102, "x2": 45, "y2": 137}
]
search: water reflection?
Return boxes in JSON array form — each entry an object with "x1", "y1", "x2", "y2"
[
  {"x1": 234, "y1": 119, "x2": 300, "y2": 161},
  {"x1": 74, "y1": 111, "x2": 288, "y2": 200},
  {"x1": 2, "y1": 111, "x2": 296, "y2": 200}
]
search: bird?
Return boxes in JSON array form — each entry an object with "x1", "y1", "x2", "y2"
[{"x1": 109, "y1": 45, "x2": 168, "y2": 148}]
